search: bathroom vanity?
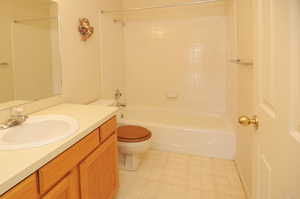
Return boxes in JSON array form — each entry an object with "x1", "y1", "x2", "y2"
[{"x1": 0, "y1": 104, "x2": 119, "y2": 199}]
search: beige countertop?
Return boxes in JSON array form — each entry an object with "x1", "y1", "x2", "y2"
[{"x1": 0, "y1": 103, "x2": 119, "y2": 195}]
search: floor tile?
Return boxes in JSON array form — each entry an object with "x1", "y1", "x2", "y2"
[{"x1": 115, "y1": 150, "x2": 246, "y2": 199}]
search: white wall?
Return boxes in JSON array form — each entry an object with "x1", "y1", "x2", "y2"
[
  {"x1": 58, "y1": 0, "x2": 102, "y2": 104},
  {"x1": 99, "y1": 0, "x2": 125, "y2": 100},
  {"x1": 50, "y1": 3, "x2": 62, "y2": 95}
]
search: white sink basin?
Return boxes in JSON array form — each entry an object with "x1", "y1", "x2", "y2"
[{"x1": 0, "y1": 115, "x2": 79, "y2": 150}]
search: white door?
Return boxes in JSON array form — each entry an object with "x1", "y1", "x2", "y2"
[
  {"x1": 252, "y1": 0, "x2": 300, "y2": 199},
  {"x1": 234, "y1": 0, "x2": 254, "y2": 197}
]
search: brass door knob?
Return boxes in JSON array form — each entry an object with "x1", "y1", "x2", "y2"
[{"x1": 238, "y1": 115, "x2": 259, "y2": 129}]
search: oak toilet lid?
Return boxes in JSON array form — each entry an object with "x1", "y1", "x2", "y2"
[{"x1": 117, "y1": 125, "x2": 152, "y2": 142}]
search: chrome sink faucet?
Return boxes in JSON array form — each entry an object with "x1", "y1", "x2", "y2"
[{"x1": 0, "y1": 108, "x2": 28, "y2": 130}]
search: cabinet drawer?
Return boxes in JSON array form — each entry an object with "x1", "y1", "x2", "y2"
[
  {"x1": 0, "y1": 174, "x2": 38, "y2": 199},
  {"x1": 38, "y1": 129, "x2": 100, "y2": 194},
  {"x1": 99, "y1": 117, "x2": 117, "y2": 142}
]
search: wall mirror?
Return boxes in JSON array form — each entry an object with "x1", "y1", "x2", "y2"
[{"x1": 0, "y1": 0, "x2": 62, "y2": 110}]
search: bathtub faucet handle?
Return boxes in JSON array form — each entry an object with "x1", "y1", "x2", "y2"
[{"x1": 116, "y1": 103, "x2": 127, "y2": 108}]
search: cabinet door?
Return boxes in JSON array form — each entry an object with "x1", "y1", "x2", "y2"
[
  {"x1": 80, "y1": 134, "x2": 119, "y2": 199},
  {"x1": 39, "y1": 129, "x2": 100, "y2": 194},
  {"x1": 0, "y1": 174, "x2": 38, "y2": 199},
  {"x1": 42, "y1": 168, "x2": 80, "y2": 199}
]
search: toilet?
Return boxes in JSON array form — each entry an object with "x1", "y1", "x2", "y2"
[{"x1": 117, "y1": 125, "x2": 152, "y2": 171}]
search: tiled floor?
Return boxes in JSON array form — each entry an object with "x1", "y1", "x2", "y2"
[{"x1": 115, "y1": 150, "x2": 246, "y2": 199}]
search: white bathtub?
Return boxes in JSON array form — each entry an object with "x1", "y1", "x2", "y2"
[
  {"x1": 89, "y1": 100, "x2": 236, "y2": 160},
  {"x1": 118, "y1": 107, "x2": 236, "y2": 160}
]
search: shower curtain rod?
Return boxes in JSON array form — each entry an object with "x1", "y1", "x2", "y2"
[{"x1": 101, "y1": 0, "x2": 218, "y2": 14}]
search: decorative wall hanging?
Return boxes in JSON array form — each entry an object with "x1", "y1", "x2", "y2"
[{"x1": 78, "y1": 18, "x2": 94, "y2": 41}]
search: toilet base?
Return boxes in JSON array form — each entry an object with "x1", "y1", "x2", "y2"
[
  {"x1": 119, "y1": 153, "x2": 142, "y2": 171},
  {"x1": 118, "y1": 139, "x2": 151, "y2": 171}
]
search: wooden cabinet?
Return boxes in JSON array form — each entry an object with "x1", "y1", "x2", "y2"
[
  {"x1": 99, "y1": 117, "x2": 117, "y2": 142},
  {"x1": 0, "y1": 174, "x2": 38, "y2": 199},
  {"x1": 41, "y1": 168, "x2": 80, "y2": 199},
  {"x1": 80, "y1": 134, "x2": 119, "y2": 199},
  {"x1": 0, "y1": 117, "x2": 119, "y2": 199}
]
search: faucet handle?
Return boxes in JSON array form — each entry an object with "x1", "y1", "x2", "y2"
[{"x1": 115, "y1": 89, "x2": 123, "y2": 100}]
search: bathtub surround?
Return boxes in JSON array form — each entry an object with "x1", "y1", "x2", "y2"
[
  {"x1": 123, "y1": 1, "x2": 232, "y2": 117},
  {"x1": 100, "y1": 0, "x2": 235, "y2": 123}
]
